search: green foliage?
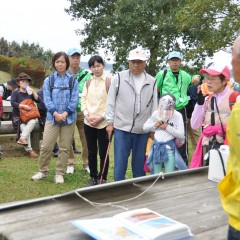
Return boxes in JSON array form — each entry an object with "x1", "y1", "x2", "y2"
[
  {"x1": 66, "y1": 0, "x2": 240, "y2": 76},
  {"x1": 10, "y1": 57, "x2": 46, "y2": 88},
  {"x1": 0, "y1": 55, "x2": 11, "y2": 72}
]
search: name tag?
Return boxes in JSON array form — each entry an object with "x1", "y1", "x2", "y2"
[{"x1": 79, "y1": 93, "x2": 82, "y2": 98}]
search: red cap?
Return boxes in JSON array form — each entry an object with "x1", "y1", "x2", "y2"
[{"x1": 200, "y1": 63, "x2": 230, "y2": 80}]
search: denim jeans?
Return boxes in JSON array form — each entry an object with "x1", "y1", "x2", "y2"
[
  {"x1": 114, "y1": 129, "x2": 149, "y2": 181},
  {"x1": 228, "y1": 225, "x2": 240, "y2": 240}
]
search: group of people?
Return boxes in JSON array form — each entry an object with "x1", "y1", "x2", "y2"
[
  {"x1": 3, "y1": 46, "x2": 232, "y2": 184},
  {"x1": 1, "y1": 37, "x2": 240, "y2": 238}
]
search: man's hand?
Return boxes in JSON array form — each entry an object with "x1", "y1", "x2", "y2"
[{"x1": 106, "y1": 123, "x2": 114, "y2": 140}]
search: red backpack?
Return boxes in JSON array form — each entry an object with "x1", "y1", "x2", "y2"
[{"x1": 229, "y1": 91, "x2": 240, "y2": 110}]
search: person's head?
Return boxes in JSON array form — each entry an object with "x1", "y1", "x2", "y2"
[
  {"x1": 7, "y1": 78, "x2": 17, "y2": 91},
  {"x1": 52, "y1": 51, "x2": 70, "y2": 75},
  {"x1": 231, "y1": 35, "x2": 240, "y2": 83},
  {"x1": 158, "y1": 94, "x2": 176, "y2": 120},
  {"x1": 16, "y1": 72, "x2": 32, "y2": 89},
  {"x1": 127, "y1": 48, "x2": 148, "y2": 75},
  {"x1": 88, "y1": 55, "x2": 104, "y2": 77},
  {"x1": 168, "y1": 51, "x2": 182, "y2": 72},
  {"x1": 67, "y1": 48, "x2": 81, "y2": 69},
  {"x1": 200, "y1": 63, "x2": 230, "y2": 94}
]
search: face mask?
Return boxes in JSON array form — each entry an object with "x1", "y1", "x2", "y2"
[{"x1": 158, "y1": 95, "x2": 176, "y2": 120}]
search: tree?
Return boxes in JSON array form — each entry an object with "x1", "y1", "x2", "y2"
[{"x1": 66, "y1": 0, "x2": 240, "y2": 75}]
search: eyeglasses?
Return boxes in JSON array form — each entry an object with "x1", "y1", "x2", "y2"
[{"x1": 205, "y1": 75, "x2": 220, "y2": 82}]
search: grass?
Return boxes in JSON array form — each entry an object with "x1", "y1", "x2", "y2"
[
  {"x1": 0, "y1": 70, "x2": 193, "y2": 205},
  {"x1": 0, "y1": 132, "x2": 118, "y2": 204},
  {"x1": 0, "y1": 70, "x2": 11, "y2": 83}
]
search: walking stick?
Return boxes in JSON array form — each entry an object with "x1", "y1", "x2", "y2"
[{"x1": 99, "y1": 134, "x2": 113, "y2": 184}]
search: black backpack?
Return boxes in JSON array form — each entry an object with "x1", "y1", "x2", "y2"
[{"x1": 49, "y1": 74, "x2": 75, "y2": 98}]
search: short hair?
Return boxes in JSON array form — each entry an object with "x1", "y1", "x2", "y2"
[
  {"x1": 88, "y1": 55, "x2": 104, "y2": 68},
  {"x1": 52, "y1": 52, "x2": 70, "y2": 71}
]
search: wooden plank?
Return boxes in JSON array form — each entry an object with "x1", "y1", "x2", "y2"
[{"x1": 0, "y1": 168, "x2": 228, "y2": 240}]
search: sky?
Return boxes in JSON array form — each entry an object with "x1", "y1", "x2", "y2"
[
  {"x1": 0, "y1": 0, "x2": 92, "y2": 61},
  {"x1": 0, "y1": 0, "x2": 232, "y2": 67}
]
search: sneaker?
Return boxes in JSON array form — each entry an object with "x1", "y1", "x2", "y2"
[
  {"x1": 53, "y1": 151, "x2": 58, "y2": 158},
  {"x1": 17, "y1": 138, "x2": 28, "y2": 146},
  {"x1": 55, "y1": 175, "x2": 64, "y2": 184},
  {"x1": 85, "y1": 178, "x2": 98, "y2": 187},
  {"x1": 27, "y1": 150, "x2": 38, "y2": 158},
  {"x1": 31, "y1": 172, "x2": 47, "y2": 181},
  {"x1": 66, "y1": 165, "x2": 74, "y2": 174},
  {"x1": 74, "y1": 149, "x2": 81, "y2": 154},
  {"x1": 84, "y1": 166, "x2": 90, "y2": 173}
]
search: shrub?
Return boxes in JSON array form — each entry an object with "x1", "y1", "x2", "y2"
[
  {"x1": 0, "y1": 55, "x2": 11, "y2": 72},
  {"x1": 10, "y1": 57, "x2": 46, "y2": 88}
]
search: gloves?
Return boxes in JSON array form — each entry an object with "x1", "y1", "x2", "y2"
[
  {"x1": 203, "y1": 125, "x2": 226, "y2": 137},
  {"x1": 197, "y1": 90, "x2": 205, "y2": 105}
]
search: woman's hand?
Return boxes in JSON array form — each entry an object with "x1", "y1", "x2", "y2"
[
  {"x1": 21, "y1": 104, "x2": 32, "y2": 111},
  {"x1": 86, "y1": 115, "x2": 104, "y2": 126},
  {"x1": 53, "y1": 112, "x2": 65, "y2": 123},
  {"x1": 155, "y1": 120, "x2": 168, "y2": 130}
]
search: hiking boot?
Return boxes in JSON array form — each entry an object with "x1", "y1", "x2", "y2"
[
  {"x1": 17, "y1": 138, "x2": 28, "y2": 146},
  {"x1": 27, "y1": 150, "x2": 38, "y2": 158},
  {"x1": 84, "y1": 166, "x2": 90, "y2": 173},
  {"x1": 55, "y1": 175, "x2": 64, "y2": 184},
  {"x1": 66, "y1": 165, "x2": 74, "y2": 174},
  {"x1": 85, "y1": 178, "x2": 98, "y2": 187},
  {"x1": 31, "y1": 172, "x2": 47, "y2": 181}
]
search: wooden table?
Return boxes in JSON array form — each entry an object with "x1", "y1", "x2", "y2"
[{"x1": 0, "y1": 167, "x2": 228, "y2": 240}]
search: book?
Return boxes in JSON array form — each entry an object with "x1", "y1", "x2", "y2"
[{"x1": 71, "y1": 208, "x2": 193, "y2": 240}]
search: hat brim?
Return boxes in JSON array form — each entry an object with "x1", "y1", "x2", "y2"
[
  {"x1": 127, "y1": 57, "x2": 148, "y2": 61},
  {"x1": 200, "y1": 69, "x2": 221, "y2": 76}
]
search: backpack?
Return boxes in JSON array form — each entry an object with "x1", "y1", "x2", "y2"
[
  {"x1": 86, "y1": 77, "x2": 112, "y2": 93},
  {"x1": 0, "y1": 84, "x2": 11, "y2": 100},
  {"x1": 49, "y1": 74, "x2": 75, "y2": 98},
  {"x1": 157, "y1": 69, "x2": 168, "y2": 98},
  {"x1": 229, "y1": 91, "x2": 240, "y2": 110}
]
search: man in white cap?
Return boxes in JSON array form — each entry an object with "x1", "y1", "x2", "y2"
[
  {"x1": 156, "y1": 51, "x2": 199, "y2": 166},
  {"x1": 106, "y1": 48, "x2": 158, "y2": 181},
  {"x1": 66, "y1": 48, "x2": 92, "y2": 174}
]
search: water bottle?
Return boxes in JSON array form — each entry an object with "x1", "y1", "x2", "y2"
[{"x1": 26, "y1": 84, "x2": 32, "y2": 95}]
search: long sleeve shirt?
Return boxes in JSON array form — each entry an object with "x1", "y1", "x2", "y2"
[
  {"x1": 191, "y1": 86, "x2": 232, "y2": 130},
  {"x1": 43, "y1": 71, "x2": 78, "y2": 126},
  {"x1": 81, "y1": 74, "x2": 109, "y2": 129},
  {"x1": 143, "y1": 110, "x2": 185, "y2": 142}
]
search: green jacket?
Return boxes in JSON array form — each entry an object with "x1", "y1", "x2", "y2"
[
  {"x1": 156, "y1": 69, "x2": 192, "y2": 110},
  {"x1": 75, "y1": 68, "x2": 92, "y2": 111}
]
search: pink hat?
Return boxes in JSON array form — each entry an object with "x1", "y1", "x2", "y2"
[{"x1": 200, "y1": 63, "x2": 230, "y2": 80}]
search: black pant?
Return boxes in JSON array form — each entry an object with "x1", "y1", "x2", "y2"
[
  {"x1": 177, "y1": 107, "x2": 188, "y2": 166},
  {"x1": 84, "y1": 124, "x2": 109, "y2": 180}
]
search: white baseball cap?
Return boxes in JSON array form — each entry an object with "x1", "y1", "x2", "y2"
[{"x1": 127, "y1": 48, "x2": 149, "y2": 61}]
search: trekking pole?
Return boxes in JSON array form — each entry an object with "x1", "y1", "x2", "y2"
[{"x1": 99, "y1": 134, "x2": 113, "y2": 184}]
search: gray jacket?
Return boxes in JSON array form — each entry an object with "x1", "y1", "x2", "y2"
[{"x1": 106, "y1": 70, "x2": 157, "y2": 134}]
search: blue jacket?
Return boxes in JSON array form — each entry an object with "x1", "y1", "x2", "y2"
[{"x1": 147, "y1": 139, "x2": 187, "y2": 173}]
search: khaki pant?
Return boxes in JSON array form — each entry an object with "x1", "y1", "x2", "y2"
[
  {"x1": 39, "y1": 121, "x2": 76, "y2": 176},
  {"x1": 68, "y1": 111, "x2": 88, "y2": 168},
  {"x1": 187, "y1": 118, "x2": 200, "y2": 150}
]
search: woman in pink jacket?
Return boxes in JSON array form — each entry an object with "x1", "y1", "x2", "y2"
[{"x1": 190, "y1": 63, "x2": 232, "y2": 168}]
